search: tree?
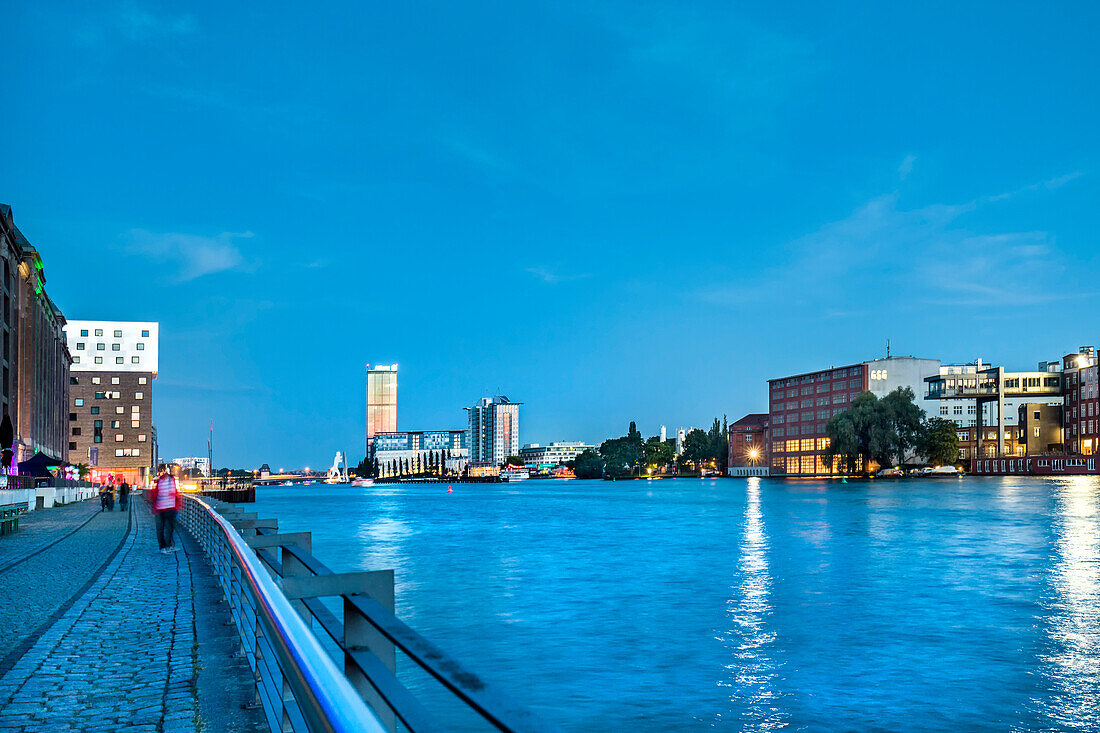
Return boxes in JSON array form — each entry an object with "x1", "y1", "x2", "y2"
[
  {"x1": 880, "y1": 387, "x2": 923, "y2": 466},
  {"x1": 824, "y1": 388, "x2": 929, "y2": 475},
  {"x1": 573, "y1": 449, "x2": 604, "y2": 479},
  {"x1": 679, "y1": 428, "x2": 710, "y2": 470},
  {"x1": 505, "y1": 455, "x2": 524, "y2": 467},
  {"x1": 919, "y1": 418, "x2": 960, "y2": 466},
  {"x1": 707, "y1": 417, "x2": 728, "y2": 471},
  {"x1": 644, "y1": 436, "x2": 674, "y2": 473}
]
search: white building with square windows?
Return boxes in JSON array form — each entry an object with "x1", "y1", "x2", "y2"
[{"x1": 64, "y1": 320, "x2": 159, "y2": 485}]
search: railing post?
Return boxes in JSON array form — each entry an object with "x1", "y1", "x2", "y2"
[
  {"x1": 344, "y1": 571, "x2": 397, "y2": 733},
  {"x1": 279, "y1": 537, "x2": 314, "y2": 624}
]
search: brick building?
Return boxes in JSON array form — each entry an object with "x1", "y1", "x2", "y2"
[
  {"x1": 768, "y1": 356, "x2": 940, "y2": 476},
  {"x1": 0, "y1": 204, "x2": 72, "y2": 465},
  {"x1": 726, "y1": 414, "x2": 769, "y2": 477},
  {"x1": 65, "y1": 321, "x2": 158, "y2": 485},
  {"x1": 1060, "y1": 347, "x2": 1099, "y2": 455}
]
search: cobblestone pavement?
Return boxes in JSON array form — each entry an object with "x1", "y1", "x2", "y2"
[
  {"x1": 0, "y1": 500, "x2": 107, "y2": 571},
  {"x1": 0, "y1": 502, "x2": 265, "y2": 732},
  {"x1": 0, "y1": 506, "x2": 129, "y2": 662}
]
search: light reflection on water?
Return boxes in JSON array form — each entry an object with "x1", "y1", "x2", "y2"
[
  {"x1": 1040, "y1": 477, "x2": 1100, "y2": 730},
  {"x1": 714, "y1": 478, "x2": 787, "y2": 729}
]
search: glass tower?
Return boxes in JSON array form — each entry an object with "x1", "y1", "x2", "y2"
[{"x1": 366, "y1": 364, "x2": 398, "y2": 446}]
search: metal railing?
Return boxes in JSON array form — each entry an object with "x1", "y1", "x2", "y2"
[
  {"x1": 181, "y1": 494, "x2": 556, "y2": 733},
  {"x1": 180, "y1": 495, "x2": 387, "y2": 733}
]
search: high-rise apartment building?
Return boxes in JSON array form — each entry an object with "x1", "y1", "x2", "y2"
[
  {"x1": 65, "y1": 320, "x2": 158, "y2": 485},
  {"x1": 0, "y1": 204, "x2": 72, "y2": 464},
  {"x1": 769, "y1": 356, "x2": 940, "y2": 476},
  {"x1": 466, "y1": 396, "x2": 521, "y2": 467},
  {"x1": 366, "y1": 364, "x2": 398, "y2": 449}
]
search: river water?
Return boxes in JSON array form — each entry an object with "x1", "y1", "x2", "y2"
[{"x1": 251, "y1": 477, "x2": 1100, "y2": 730}]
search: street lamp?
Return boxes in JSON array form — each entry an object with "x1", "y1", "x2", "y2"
[{"x1": 748, "y1": 448, "x2": 760, "y2": 465}]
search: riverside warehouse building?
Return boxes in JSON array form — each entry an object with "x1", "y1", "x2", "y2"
[
  {"x1": 65, "y1": 320, "x2": 159, "y2": 486},
  {"x1": 767, "y1": 356, "x2": 940, "y2": 477}
]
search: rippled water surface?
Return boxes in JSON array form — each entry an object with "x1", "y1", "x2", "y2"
[{"x1": 252, "y1": 477, "x2": 1100, "y2": 730}]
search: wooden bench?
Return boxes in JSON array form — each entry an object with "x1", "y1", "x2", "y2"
[{"x1": 0, "y1": 502, "x2": 27, "y2": 535}]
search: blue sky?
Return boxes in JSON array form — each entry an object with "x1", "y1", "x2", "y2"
[{"x1": 5, "y1": 2, "x2": 1098, "y2": 467}]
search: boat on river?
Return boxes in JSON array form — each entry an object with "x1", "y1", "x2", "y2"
[{"x1": 500, "y1": 466, "x2": 530, "y2": 482}]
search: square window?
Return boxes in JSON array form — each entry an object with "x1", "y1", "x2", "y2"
[
  {"x1": 94, "y1": 435, "x2": 102, "y2": 443},
  {"x1": 131, "y1": 356, "x2": 139, "y2": 364},
  {"x1": 94, "y1": 391, "x2": 104, "y2": 399},
  {"x1": 76, "y1": 342, "x2": 85, "y2": 350},
  {"x1": 80, "y1": 329, "x2": 88, "y2": 337},
  {"x1": 93, "y1": 420, "x2": 102, "y2": 428},
  {"x1": 131, "y1": 405, "x2": 139, "y2": 412},
  {"x1": 73, "y1": 356, "x2": 80, "y2": 363},
  {"x1": 115, "y1": 407, "x2": 124, "y2": 414},
  {"x1": 72, "y1": 427, "x2": 81, "y2": 436},
  {"x1": 94, "y1": 357, "x2": 103, "y2": 364},
  {"x1": 141, "y1": 330, "x2": 149, "y2": 337},
  {"x1": 115, "y1": 449, "x2": 124, "y2": 457},
  {"x1": 133, "y1": 448, "x2": 140, "y2": 457},
  {"x1": 94, "y1": 329, "x2": 103, "y2": 336},
  {"x1": 111, "y1": 420, "x2": 120, "y2": 428},
  {"x1": 70, "y1": 376, "x2": 78, "y2": 385},
  {"x1": 92, "y1": 377, "x2": 101, "y2": 385},
  {"x1": 131, "y1": 420, "x2": 139, "y2": 428},
  {"x1": 135, "y1": 392, "x2": 143, "y2": 399},
  {"x1": 116, "y1": 357, "x2": 123, "y2": 364},
  {"x1": 111, "y1": 377, "x2": 119, "y2": 385},
  {"x1": 138, "y1": 434, "x2": 146, "y2": 442},
  {"x1": 112, "y1": 391, "x2": 120, "y2": 398},
  {"x1": 69, "y1": 413, "x2": 77, "y2": 421},
  {"x1": 111, "y1": 343, "x2": 120, "y2": 351},
  {"x1": 90, "y1": 407, "x2": 100, "y2": 415},
  {"x1": 69, "y1": 442, "x2": 77, "y2": 451},
  {"x1": 113, "y1": 330, "x2": 122, "y2": 338},
  {"x1": 74, "y1": 398, "x2": 84, "y2": 406},
  {"x1": 97, "y1": 343, "x2": 105, "y2": 350},
  {"x1": 138, "y1": 377, "x2": 147, "y2": 385},
  {"x1": 115, "y1": 434, "x2": 124, "y2": 442},
  {"x1": 136, "y1": 343, "x2": 144, "y2": 351}
]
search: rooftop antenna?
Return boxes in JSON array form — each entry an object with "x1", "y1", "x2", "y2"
[{"x1": 886, "y1": 339, "x2": 891, "y2": 359}]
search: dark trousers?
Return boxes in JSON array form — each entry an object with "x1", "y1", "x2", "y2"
[{"x1": 156, "y1": 510, "x2": 177, "y2": 549}]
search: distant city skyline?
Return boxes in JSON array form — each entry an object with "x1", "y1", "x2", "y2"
[{"x1": 6, "y1": 2, "x2": 1099, "y2": 465}]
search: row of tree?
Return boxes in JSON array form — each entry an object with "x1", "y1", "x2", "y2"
[
  {"x1": 569, "y1": 418, "x2": 731, "y2": 479},
  {"x1": 822, "y1": 387, "x2": 959, "y2": 474},
  {"x1": 356, "y1": 449, "x2": 456, "y2": 478}
]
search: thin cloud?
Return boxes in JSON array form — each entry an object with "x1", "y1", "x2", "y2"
[
  {"x1": 697, "y1": 169, "x2": 1085, "y2": 312},
  {"x1": 116, "y1": 3, "x2": 197, "y2": 41},
  {"x1": 525, "y1": 266, "x2": 591, "y2": 284},
  {"x1": 125, "y1": 229, "x2": 254, "y2": 281},
  {"x1": 898, "y1": 154, "x2": 917, "y2": 180}
]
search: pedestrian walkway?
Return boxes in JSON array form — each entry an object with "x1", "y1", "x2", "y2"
[
  {"x1": 0, "y1": 499, "x2": 105, "y2": 572},
  {"x1": 0, "y1": 502, "x2": 263, "y2": 732}
]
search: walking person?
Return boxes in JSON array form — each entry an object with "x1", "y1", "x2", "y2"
[
  {"x1": 150, "y1": 465, "x2": 182, "y2": 553},
  {"x1": 118, "y1": 481, "x2": 130, "y2": 511},
  {"x1": 99, "y1": 483, "x2": 111, "y2": 512}
]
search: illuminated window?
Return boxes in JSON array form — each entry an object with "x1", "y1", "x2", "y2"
[
  {"x1": 800, "y1": 456, "x2": 815, "y2": 473},
  {"x1": 74, "y1": 398, "x2": 84, "y2": 406},
  {"x1": 135, "y1": 392, "x2": 143, "y2": 399},
  {"x1": 800, "y1": 439, "x2": 814, "y2": 451},
  {"x1": 115, "y1": 434, "x2": 124, "y2": 442},
  {"x1": 95, "y1": 357, "x2": 103, "y2": 364}
]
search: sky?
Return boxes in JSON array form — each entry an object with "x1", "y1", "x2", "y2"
[{"x1": 4, "y1": 2, "x2": 1099, "y2": 467}]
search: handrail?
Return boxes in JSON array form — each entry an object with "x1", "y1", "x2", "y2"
[
  {"x1": 183, "y1": 495, "x2": 386, "y2": 733},
  {"x1": 273, "y1": 537, "x2": 559, "y2": 732}
]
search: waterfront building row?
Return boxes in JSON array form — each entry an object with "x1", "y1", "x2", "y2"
[{"x1": 729, "y1": 345, "x2": 1100, "y2": 477}]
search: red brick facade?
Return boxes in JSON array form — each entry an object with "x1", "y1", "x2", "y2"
[{"x1": 769, "y1": 364, "x2": 868, "y2": 475}]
